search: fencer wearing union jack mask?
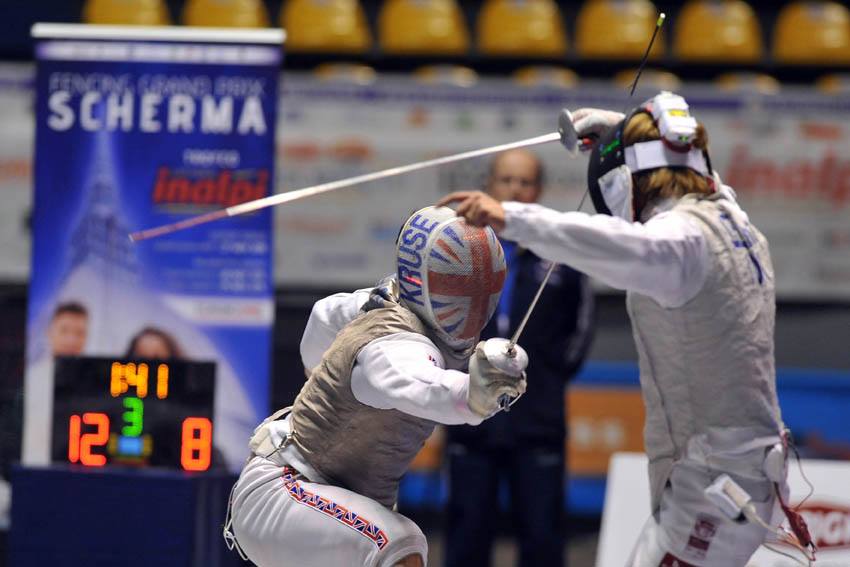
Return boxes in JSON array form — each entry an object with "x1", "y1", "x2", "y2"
[
  {"x1": 441, "y1": 93, "x2": 813, "y2": 566},
  {"x1": 224, "y1": 206, "x2": 527, "y2": 567}
]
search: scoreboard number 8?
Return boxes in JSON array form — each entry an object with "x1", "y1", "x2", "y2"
[{"x1": 181, "y1": 417, "x2": 213, "y2": 471}]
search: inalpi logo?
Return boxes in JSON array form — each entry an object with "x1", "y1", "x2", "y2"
[{"x1": 153, "y1": 167, "x2": 268, "y2": 209}]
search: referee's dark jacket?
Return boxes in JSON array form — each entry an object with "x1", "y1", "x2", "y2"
[{"x1": 448, "y1": 243, "x2": 595, "y2": 448}]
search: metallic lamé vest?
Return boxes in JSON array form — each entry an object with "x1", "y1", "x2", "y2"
[
  {"x1": 289, "y1": 302, "x2": 437, "y2": 509},
  {"x1": 626, "y1": 193, "x2": 784, "y2": 510}
]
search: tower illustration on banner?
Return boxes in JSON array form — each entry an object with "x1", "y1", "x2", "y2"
[{"x1": 66, "y1": 127, "x2": 139, "y2": 284}]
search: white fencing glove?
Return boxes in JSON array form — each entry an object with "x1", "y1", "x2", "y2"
[
  {"x1": 572, "y1": 108, "x2": 626, "y2": 140},
  {"x1": 467, "y1": 339, "x2": 528, "y2": 418}
]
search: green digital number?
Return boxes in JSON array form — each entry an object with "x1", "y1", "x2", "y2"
[{"x1": 122, "y1": 396, "x2": 144, "y2": 437}]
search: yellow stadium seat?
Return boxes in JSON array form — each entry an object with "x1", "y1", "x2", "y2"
[
  {"x1": 513, "y1": 66, "x2": 579, "y2": 88},
  {"x1": 715, "y1": 72, "x2": 780, "y2": 94},
  {"x1": 283, "y1": 0, "x2": 371, "y2": 53},
  {"x1": 774, "y1": 1, "x2": 850, "y2": 65},
  {"x1": 379, "y1": 0, "x2": 469, "y2": 55},
  {"x1": 576, "y1": 0, "x2": 664, "y2": 60},
  {"x1": 413, "y1": 65, "x2": 478, "y2": 87},
  {"x1": 183, "y1": 0, "x2": 269, "y2": 28},
  {"x1": 478, "y1": 0, "x2": 567, "y2": 57},
  {"x1": 314, "y1": 63, "x2": 377, "y2": 85},
  {"x1": 613, "y1": 68, "x2": 680, "y2": 91},
  {"x1": 817, "y1": 73, "x2": 850, "y2": 94},
  {"x1": 674, "y1": 0, "x2": 762, "y2": 63},
  {"x1": 83, "y1": 0, "x2": 170, "y2": 25}
]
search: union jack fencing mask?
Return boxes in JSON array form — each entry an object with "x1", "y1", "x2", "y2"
[{"x1": 396, "y1": 206, "x2": 506, "y2": 351}]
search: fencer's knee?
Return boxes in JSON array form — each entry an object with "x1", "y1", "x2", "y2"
[
  {"x1": 381, "y1": 529, "x2": 427, "y2": 567},
  {"x1": 393, "y1": 553, "x2": 424, "y2": 567}
]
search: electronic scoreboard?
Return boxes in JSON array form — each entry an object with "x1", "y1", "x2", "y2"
[{"x1": 51, "y1": 357, "x2": 216, "y2": 471}]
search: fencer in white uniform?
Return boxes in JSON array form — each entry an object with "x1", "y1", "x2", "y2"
[
  {"x1": 440, "y1": 93, "x2": 813, "y2": 566},
  {"x1": 225, "y1": 206, "x2": 528, "y2": 567}
]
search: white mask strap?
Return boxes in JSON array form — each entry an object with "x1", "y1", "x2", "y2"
[{"x1": 624, "y1": 140, "x2": 709, "y2": 176}]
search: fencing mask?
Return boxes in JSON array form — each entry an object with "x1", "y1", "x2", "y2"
[
  {"x1": 396, "y1": 206, "x2": 506, "y2": 352},
  {"x1": 587, "y1": 91, "x2": 714, "y2": 221}
]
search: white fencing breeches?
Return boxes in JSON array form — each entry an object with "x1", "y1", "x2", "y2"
[
  {"x1": 230, "y1": 456, "x2": 428, "y2": 567},
  {"x1": 626, "y1": 459, "x2": 785, "y2": 567}
]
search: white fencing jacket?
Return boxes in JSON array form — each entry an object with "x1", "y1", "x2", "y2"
[{"x1": 501, "y1": 186, "x2": 784, "y2": 510}]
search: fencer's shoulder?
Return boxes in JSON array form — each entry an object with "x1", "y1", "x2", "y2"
[
  {"x1": 717, "y1": 183, "x2": 739, "y2": 203},
  {"x1": 310, "y1": 289, "x2": 370, "y2": 322},
  {"x1": 717, "y1": 184, "x2": 752, "y2": 220},
  {"x1": 358, "y1": 300, "x2": 428, "y2": 331},
  {"x1": 678, "y1": 187, "x2": 751, "y2": 221},
  {"x1": 301, "y1": 289, "x2": 372, "y2": 370},
  {"x1": 361, "y1": 331, "x2": 446, "y2": 368},
  {"x1": 645, "y1": 204, "x2": 704, "y2": 232},
  {"x1": 670, "y1": 191, "x2": 728, "y2": 216},
  {"x1": 338, "y1": 302, "x2": 437, "y2": 359}
]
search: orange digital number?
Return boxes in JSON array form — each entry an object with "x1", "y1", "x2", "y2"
[
  {"x1": 156, "y1": 363, "x2": 169, "y2": 399},
  {"x1": 68, "y1": 412, "x2": 110, "y2": 466},
  {"x1": 110, "y1": 362, "x2": 149, "y2": 398},
  {"x1": 181, "y1": 417, "x2": 212, "y2": 472},
  {"x1": 68, "y1": 414, "x2": 81, "y2": 463}
]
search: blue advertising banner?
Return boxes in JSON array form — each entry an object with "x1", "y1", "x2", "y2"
[{"x1": 23, "y1": 25, "x2": 283, "y2": 471}]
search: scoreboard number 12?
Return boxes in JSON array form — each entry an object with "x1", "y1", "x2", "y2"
[{"x1": 68, "y1": 412, "x2": 109, "y2": 467}]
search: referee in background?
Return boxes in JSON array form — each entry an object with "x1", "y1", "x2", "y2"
[{"x1": 443, "y1": 149, "x2": 595, "y2": 567}]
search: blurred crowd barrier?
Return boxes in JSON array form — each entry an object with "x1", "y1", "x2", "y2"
[{"x1": 2, "y1": 64, "x2": 849, "y2": 300}]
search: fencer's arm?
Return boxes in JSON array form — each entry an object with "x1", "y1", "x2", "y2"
[
  {"x1": 300, "y1": 289, "x2": 371, "y2": 371},
  {"x1": 349, "y1": 333, "x2": 485, "y2": 426},
  {"x1": 500, "y1": 202, "x2": 710, "y2": 308}
]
